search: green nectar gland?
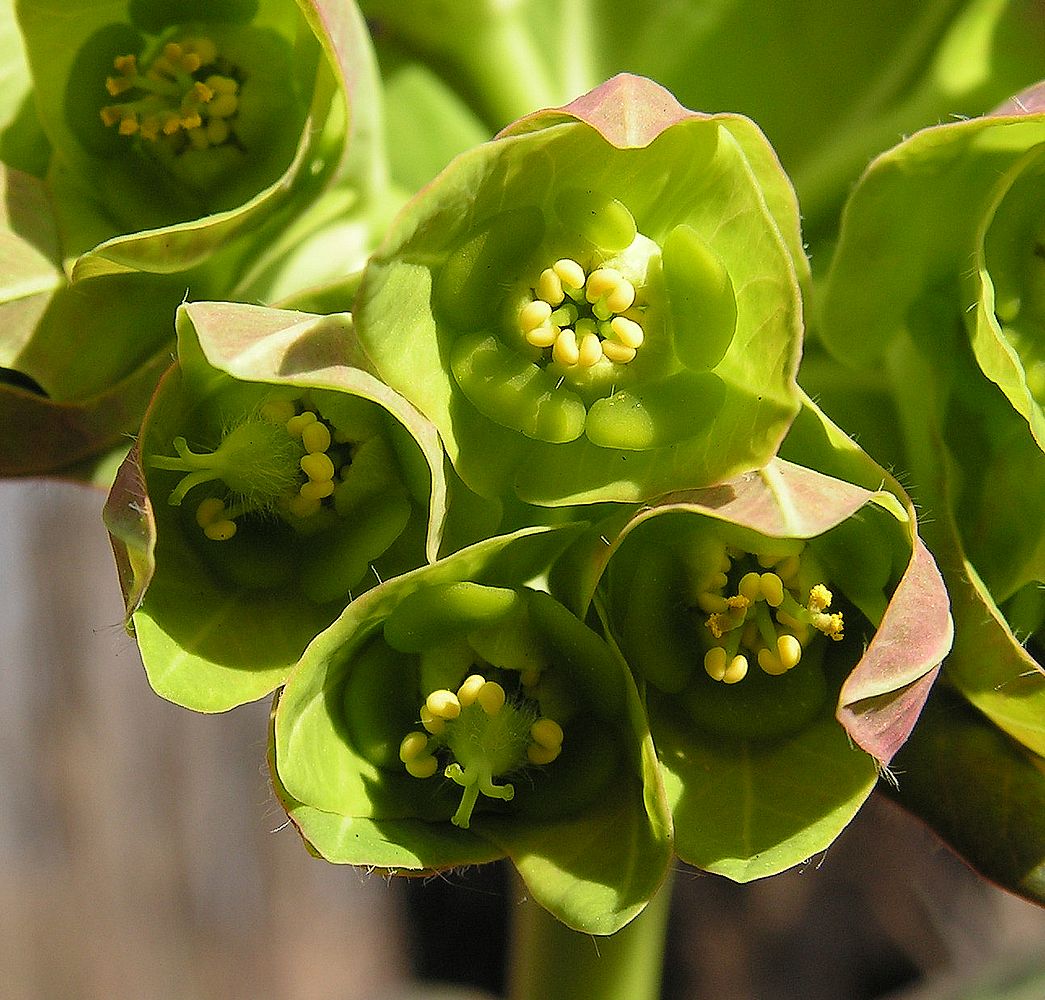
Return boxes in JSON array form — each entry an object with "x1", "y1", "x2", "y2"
[
  {"x1": 148, "y1": 399, "x2": 344, "y2": 541},
  {"x1": 688, "y1": 539, "x2": 844, "y2": 686},
  {"x1": 398, "y1": 671, "x2": 565, "y2": 829},
  {"x1": 100, "y1": 36, "x2": 241, "y2": 152},
  {"x1": 518, "y1": 257, "x2": 646, "y2": 377}
]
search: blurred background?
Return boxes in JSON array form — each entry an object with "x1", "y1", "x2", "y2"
[{"x1": 2, "y1": 478, "x2": 1044, "y2": 1000}]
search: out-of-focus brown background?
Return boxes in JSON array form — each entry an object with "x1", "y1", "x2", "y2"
[{"x1": 2, "y1": 479, "x2": 1043, "y2": 1000}]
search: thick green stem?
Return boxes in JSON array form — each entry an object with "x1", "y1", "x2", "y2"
[
  {"x1": 508, "y1": 871, "x2": 673, "y2": 1000},
  {"x1": 446, "y1": 12, "x2": 562, "y2": 128}
]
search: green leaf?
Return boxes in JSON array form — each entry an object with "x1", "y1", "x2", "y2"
[{"x1": 886, "y1": 687, "x2": 1045, "y2": 907}]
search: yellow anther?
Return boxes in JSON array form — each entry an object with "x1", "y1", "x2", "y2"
[
  {"x1": 609, "y1": 315, "x2": 644, "y2": 349},
  {"x1": 192, "y1": 80, "x2": 214, "y2": 104},
  {"x1": 425, "y1": 689, "x2": 461, "y2": 720},
  {"x1": 696, "y1": 592, "x2": 729, "y2": 614},
  {"x1": 205, "y1": 118, "x2": 230, "y2": 145},
  {"x1": 738, "y1": 572, "x2": 762, "y2": 602},
  {"x1": 530, "y1": 718, "x2": 563, "y2": 749},
  {"x1": 809, "y1": 584, "x2": 833, "y2": 611},
  {"x1": 405, "y1": 755, "x2": 439, "y2": 779},
  {"x1": 180, "y1": 112, "x2": 202, "y2": 131},
  {"x1": 477, "y1": 681, "x2": 506, "y2": 715},
  {"x1": 118, "y1": 115, "x2": 139, "y2": 136},
  {"x1": 705, "y1": 612, "x2": 728, "y2": 639},
  {"x1": 208, "y1": 92, "x2": 239, "y2": 118},
  {"x1": 605, "y1": 279, "x2": 636, "y2": 314},
  {"x1": 577, "y1": 331, "x2": 604, "y2": 367},
  {"x1": 399, "y1": 731, "x2": 430, "y2": 762},
  {"x1": 775, "y1": 555, "x2": 801, "y2": 584},
  {"x1": 161, "y1": 113, "x2": 181, "y2": 136},
  {"x1": 205, "y1": 74, "x2": 237, "y2": 95},
  {"x1": 601, "y1": 341, "x2": 637, "y2": 364},
  {"x1": 420, "y1": 705, "x2": 446, "y2": 735},
  {"x1": 260, "y1": 399, "x2": 297, "y2": 424},
  {"x1": 520, "y1": 300, "x2": 553, "y2": 332},
  {"x1": 106, "y1": 76, "x2": 133, "y2": 97},
  {"x1": 286, "y1": 410, "x2": 316, "y2": 436},
  {"x1": 552, "y1": 329, "x2": 580, "y2": 366},
  {"x1": 287, "y1": 494, "x2": 322, "y2": 519},
  {"x1": 553, "y1": 258, "x2": 585, "y2": 290},
  {"x1": 195, "y1": 497, "x2": 226, "y2": 528},
  {"x1": 203, "y1": 519, "x2": 237, "y2": 541},
  {"x1": 777, "y1": 634, "x2": 803, "y2": 669},
  {"x1": 139, "y1": 116, "x2": 160, "y2": 140},
  {"x1": 537, "y1": 269, "x2": 565, "y2": 305},
  {"x1": 526, "y1": 323, "x2": 558, "y2": 348},
  {"x1": 457, "y1": 674, "x2": 487, "y2": 708},
  {"x1": 300, "y1": 452, "x2": 335, "y2": 483},
  {"x1": 302, "y1": 421, "x2": 332, "y2": 455},
  {"x1": 726, "y1": 595, "x2": 750, "y2": 610},
  {"x1": 99, "y1": 106, "x2": 122, "y2": 127},
  {"x1": 812, "y1": 611, "x2": 845, "y2": 641},
  {"x1": 163, "y1": 42, "x2": 183, "y2": 62},
  {"x1": 299, "y1": 479, "x2": 335, "y2": 501},
  {"x1": 760, "y1": 572, "x2": 784, "y2": 607},
  {"x1": 527, "y1": 743, "x2": 561, "y2": 765},
  {"x1": 723, "y1": 654, "x2": 749, "y2": 684},
  {"x1": 585, "y1": 268, "x2": 622, "y2": 301},
  {"x1": 113, "y1": 54, "x2": 137, "y2": 74},
  {"x1": 704, "y1": 646, "x2": 728, "y2": 681}
]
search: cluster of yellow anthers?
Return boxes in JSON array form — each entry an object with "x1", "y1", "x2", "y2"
[
  {"x1": 100, "y1": 39, "x2": 240, "y2": 148},
  {"x1": 518, "y1": 258, "x2": 645, "y2": 368},
  {"x1": 696, "y1": 548, "x2": 844, "y2": 685},
  {"x1": 258, "y1": 400, "x2": 338, "y2": 520},
  {"x1": 398, "y1": 673, "x2": 565, "y2": 828}
]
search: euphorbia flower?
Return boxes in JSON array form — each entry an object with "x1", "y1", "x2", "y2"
[
  {"x1": 354, "y1": 74, "x2": 806, "y2": 505},
  {"x1": 271, "y1": 526, "x2": 672, "y2": 935},
  {"x1": 551, "y1": 397, "x2": 951, "y2": 879},
  {"x1": 104, "y1": 300, "x2": 447, "y2": 711},
  {"x1": 0, "y1": 0, "x2": 385, "y2": 477},
  {"x1": 808, "y1": 86, "x2": 1045, "y2": 895}
]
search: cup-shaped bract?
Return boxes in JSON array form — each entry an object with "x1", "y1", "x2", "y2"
[
  {"x1": 354, "y1": 74, "x2": 805, "y2": 506},
  {"x1": 271, "y1": 527, "x2": 673, "y2": 935},
  {"x1": 551, "y1": 399, "x2": 951, "y2": 880},
  {"x1": 1, "y1": 0, "x2": 383, "y2": 478},
  {"x1": 104, "y1": 301, "x2": 447, "y2": 712},
  {"x1": 815, "y1": 83, "x2": 1045, "y2": 763}
]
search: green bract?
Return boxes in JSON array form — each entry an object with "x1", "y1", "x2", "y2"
[
  {"x1": 104, "y1": 301, "x2": 447, "y2": 712},
  {"x1": 815, "y1": 86, "x2": 1045, "y2": 755},
  {"x1": 271, "y1": 528, "x2": 673, "y2": 935},
  {"x1": 0, "y1": 0, "x2": 384, "y2": 477},
  {"x1": 362, "y1": 0, "x2": 1045, "y2": 245},
  {"x1": 354, "y1": 74, "x2": 805, "y2": 505},
  {"x1": 551, "y1": 397, "x2": 952, "y2": 880}
]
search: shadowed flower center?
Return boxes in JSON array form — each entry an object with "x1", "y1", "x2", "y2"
[
  {"x1": 688, "y1": 538, "x2": 844, "y2": 685},
  {"x1": 149, "y1": 398, "x2": 346, "y2": 541},
  {"x1": 399, "y1": 669, "x2": 564, "y2": 829},
  {"x1": 101, "y1": 35, "x2": 241, "y2": 151}
]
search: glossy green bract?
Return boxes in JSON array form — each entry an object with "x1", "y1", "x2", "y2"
[
  {"x1": 815, "y1": 86, "x2": 1045, "y2": 763},
  {"x1": 551, "y1": 398, "x2": 951, "y2": 881},
  {"x1": 272, "y1": 528, "x2": 673, "y2": 935},
  {"x1": 1, "y1": 0, "x2": 383, "y2": 478},
  {"x1": 104, "y1": 301, "x2": 448, "y2": 712},
  {"x1": 355, "y1": 74, "x2": 803, "y2": 505}
]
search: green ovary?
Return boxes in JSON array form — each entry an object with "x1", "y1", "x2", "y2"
[{"x1": 398, "y1": 671, "x2": 565, "y2": 829}]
